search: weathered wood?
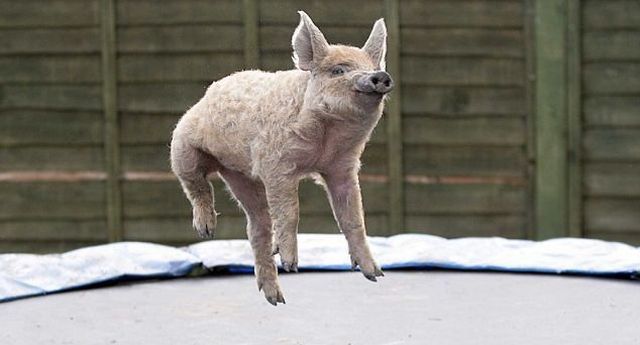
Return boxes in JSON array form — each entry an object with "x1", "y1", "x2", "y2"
[
  {"x1": 583, "y1": 31, "x2": 640, "y2": 61},
  {"x1": 0, "y1": 181, "x2": 106, "y2": 220},
  {"x1": 243, "y1": 0, "x2": 259, "y2": 69},
  {"x1": 584, "y1": 231, "x2": 640, "y2": 246},
  {"x1": 117, "y1": 53, "x2": 244, "y2": 82},
  {"x1": 118, "y1": 83, "x2": 208, "y2": 113},
  {"x1": 567, "y1": 0, "x2": 582, "y2": 237},
  {"x1": 583, "y1": 62, "x2": 640, "y2": 94},
  {"x1": 534, "y1": 0, "x2": 569, "y2": 239},
  {"x1": 523, "y1": 0, "x2": 536, "y2": 240},
  {"x1": 260, "y1": 0, "x2": 383, "y2": 25},
  {"x1": 0, "y1": 110, "x2": 103, "y2": 145},
  {"x1": 0, "y1": 28, "x2": 100, "y2": 54},
  {"x1": 405, "y1": 184, "x2": 526, "y2": 214},
  {"x1": 404, "y1": 145, "x2": 526, "y2": 177},
  {"x1": 406, "y1": 215, "x2": 526, "y2": 239},
  {"x1": 0, "y1": 85, "x2": 102, "y2": 110},
  {"x1": 120, "y1": 113, "x2": 178, "y2": 144},
  {"x1": 582, "y1": 0, "x2": 640, "y2": 29},
  {"x1": 584, "y1": 129, "x2": 640, "y2": 160},
  {"x1": 0, "y1": 56, "x2": 101, "y2": 83},
  {"x1": 584, "y1": 162, "x2": 640, "y2": 197},
  {"x1": 0, "y1": 0, "x2": 99, "y2": 28},
  {"x1": 584, "y1": 96, "x2": 640, "y2": 126},
  {"x1": 402, "y1": 117, "x2": 525, "y2": 145},
  {"x1": 0, "y1": 147, "x2": 104, "y2": 171},
  {"x1": 0, "y1": 220, "x2": 107, "y2": 241},
  {"x1": 116, "y1": 0, "x2": 243, "y2": 25},
  {"x1": 118, "y1": 25, "x2": 243, "y2": 53},
  {"x1": 0, "y1": 240, "x2": 105, "y2": 254},
  {"x1": 400, "y1": 0, "x2": 523, "y2": 28},
  {"x1": 401, "y1": 28, "x2": 523, "y2": 58},
  {"x1": 260, "y1": 26, "x2": 372, "y2": 52},
  {"x1": 123, "y1": 214, "x2": 389, "y2": 241},
  {"x1": 121, "y1": 180, "x2": 389, "y2": 218},
  {"x1": 402, "y1": 86, "x2": 526, "y2": 116},
  {"x1": 385, "y1": 0, "x2": 404, "y2": 235},
  {"x1": 401, "y1": 57, "x2": 525, "y2": 86},
  {"x1": 585, "y1": 198, "x2": 640, "y2": 232},
  {"x1": 101, "y1": 0, "x2": 122, "y2": 242}
]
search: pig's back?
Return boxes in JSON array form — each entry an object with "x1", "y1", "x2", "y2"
[{"x1": 181, "y1": 69, "x2": 310, "y2": 174}]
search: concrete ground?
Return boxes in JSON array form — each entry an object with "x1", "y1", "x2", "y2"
[{"x1": 1, "y1": 271, "x2": 639, "y2": 345}]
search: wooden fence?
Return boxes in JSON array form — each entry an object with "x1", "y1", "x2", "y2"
[{"x1": 0, "y1": 0, "x2": 638, "y2": 253}]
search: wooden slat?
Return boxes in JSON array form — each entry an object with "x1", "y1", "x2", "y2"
[
  {"x1": 0, "y1": 147, "x2": 104, "y2": 171},
  {"x1": 123, "y1": 214, "x2": 389, "y2": 241},
  {"x1": 402, "y1": 117, "x2": 525, "y2": 145},
  {"x1": 534, "y1": 0, "x2": 569, "y2": 239},
  {"x1": 584, "y1": 129, "x2": 640, "y2": 160},
  {"x1": 402, "y1": 86, "x2": 525, "y2": 116},
  {"x1": 117, "y1": 53, "x2": 244, "y2": 82},
  {"x1": 259, "y1": 0, "x2": 383, "y2": 25},
  {"x1": 0, "y1": 56, "x2": 101, "y2": 83},
  {"x1": 400, "y1": 0, "x2": 523, "y2": 28},
  {"x1": 0, "y1": 181, "x2": 106, "y2": 220},
  {"x1": 0, "y1": 0, "x2": 99, "y2": 28},
  {"x1": 120, "y1": 113, "x2": 178, "y2": 144},
  {"x1": 567, "y1": 0, "x2": 582, "y2": 237},
  {"x1": 585, "y1": 198, "x2": 640, "y2": 232},
  {"x1": 405, "y1": 184, "x2": 526, "y2": 214},
  {"x1": 583, "y1": 0, "x2": 640, "y2": 29},
  {"x1": 585, "y1": 162, "x2": 640, "y2": 197},
  {"x1": 584, "y1": 231, "x2": 640, "y2": 246},
  {"x1": 0, "y1": 110, "x2": 103, "y2": 145},
  {"x1": 101, "y1": 0, "x2": 122, "y2": 242},
  {"x1": 401, "y1": 57, "x2": 525, "y2": 86},
  {"x1": 385, "y1": 0, "x2": 404, "y2": 235},
  {"x1": 0, "y1": 240, "x2": 105, "y2": 254},
  {"x1": 583, "y1": 62, "x2": 640, "y2": 94},
  {"x1": 260, "y1": 26, "x2": 372, "y2": 52},
  {"x1": 121, "y1": 180, "x2": 388, "y2": 218},
  {"x1": 0, "y1": 28, "x2": 100, "y2": 54},
  {"x1": 118, "y1": 83, "x2": 208, "y2": 113},
  {"x1": 401, "y1": 28, "x2": 523, "y2": 58},
  {"x1": 243, "y1": 0, "x2": 259, "y2": 69},
  {"x1": 406, "y1": 215, "x2": 526, "y2": 239},
  {"x1": 584, "y1": 96, "x2": 640, "y2": 126},
  {"x1": 116, "y1": 0, "x2": 243, "y2": 25},
  {"x1": 583, "y1": 31, "x2": 640, "y2": 61},
  {"x1": 0, "y1": 85, "x2": 102, "y2": 110},
  {"x1": 404, "y1": 145, "x2": 526, "y2": 177},
  {"x1": 117, "y1": 25, "x2": 243, "y2": 53},
  {"x1": 0, "y1": 220, "x2": 107, "y2": 241}
]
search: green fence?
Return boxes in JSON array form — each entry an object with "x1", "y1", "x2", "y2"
[{"x1": 0, "y1": 0, "x2": 639, "y2": 253}]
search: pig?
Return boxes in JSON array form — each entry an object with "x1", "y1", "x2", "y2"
[{"x1": 170, "y1": 11, "x2": 393, "y2": 305}]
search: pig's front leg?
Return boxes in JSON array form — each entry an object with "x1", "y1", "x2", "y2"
[
  {"x1": 323, "y1": 168, "x2": 384, "y2": 281},
  {"x1": 263, "y1": 177, "x2": 300, "y2": 272}
]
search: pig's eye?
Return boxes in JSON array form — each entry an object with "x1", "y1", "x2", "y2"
[{"x1": 330, "y1": 66, "x2": 346, "y2": 76}]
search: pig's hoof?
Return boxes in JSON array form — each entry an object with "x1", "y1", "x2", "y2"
[
  {"x1": 351, "y1": 256, "x2": 384, "y2": 282},
  {"x1": 281, "y1": 260, "x2": 298, "y2": 273},
  {"x1": 258, "y1": 279, "x2": 286, "y2": 306},
  {"x1": 192, "y1": 206, "x2": 217, "y2": 239}
]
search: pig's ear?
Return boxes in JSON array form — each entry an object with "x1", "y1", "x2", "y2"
[
  {"x1": 363, "y1": 18, "x2": 387, "y2": 71},
  {"x1": 292, "y1": 11, "x2": 329, "y2": 71}
]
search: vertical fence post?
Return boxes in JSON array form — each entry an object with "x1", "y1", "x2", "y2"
[
  {"x1": 384, "y1": 0, "x2": 404, "y2": 235},
  {"x1": 534, "y1": 0, "x2": 572, "y2": 240},
  {"x1": 100, "y1": 0, "x2": 123, "y2": 242},
  {"x1": 567, "y1": 0, "x2": 582, "y2": 237},
  {"x1": 243, "y1": 0, "x2": 259, "y2": 69}
]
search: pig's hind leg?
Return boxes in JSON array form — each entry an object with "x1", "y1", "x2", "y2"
[
  {"x1": 219, "y1": 168, "x2": 285, "y2": 306},
  {"x1": 170, "y1": 138, "x2": 219, "y2": 238}
]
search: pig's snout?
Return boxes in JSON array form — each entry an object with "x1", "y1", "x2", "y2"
[{"x1": 355, "y1": 71, "x2": 394, "y2": 94}]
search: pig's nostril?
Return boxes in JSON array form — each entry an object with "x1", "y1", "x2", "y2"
[
  {"x1": 371, "y1": 77, "x2": 379, "y2": 85},
  {"x1": 384, "y1": 80, "x2": 390, "y2": 87}
]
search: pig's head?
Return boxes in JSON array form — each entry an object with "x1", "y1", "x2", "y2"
[{"x1": 292, "y1": 11, "x2": 393, "y2": 117}]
